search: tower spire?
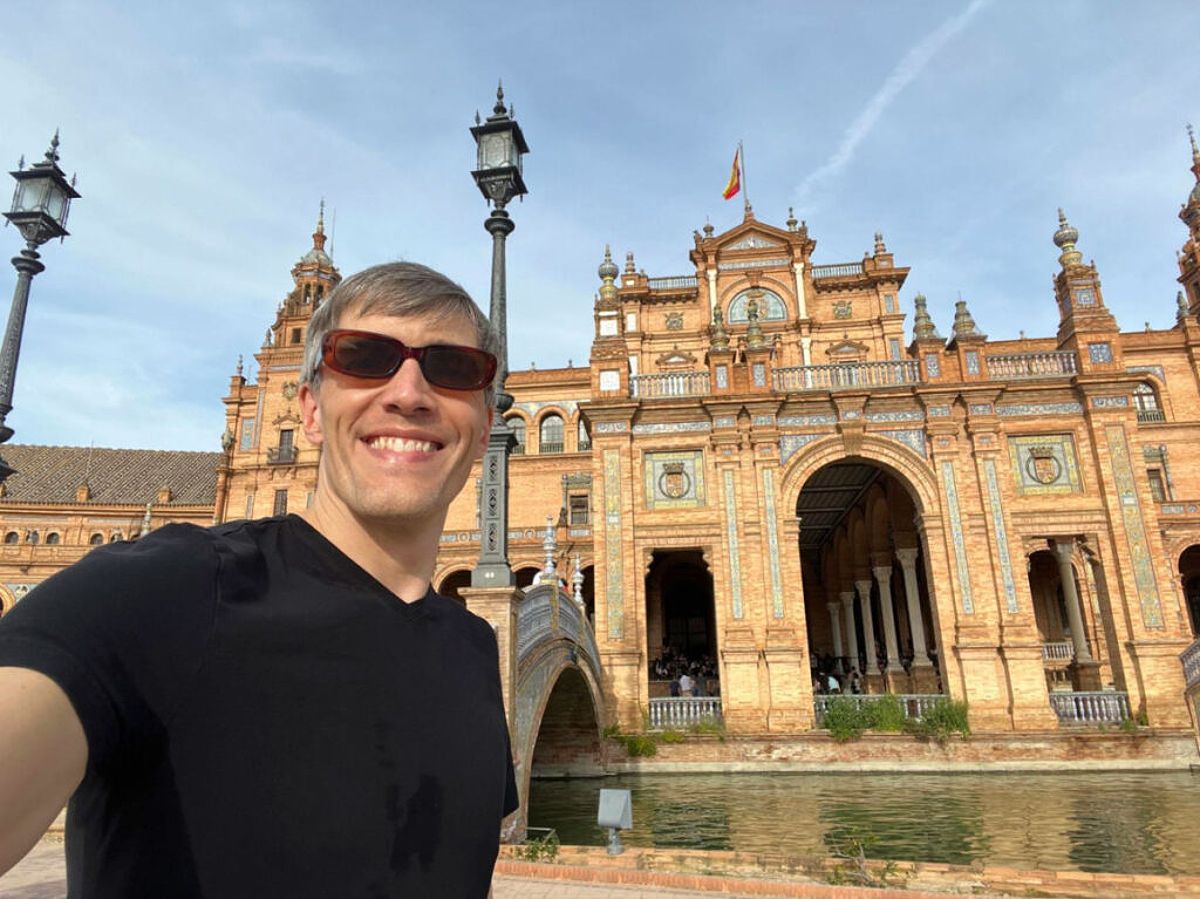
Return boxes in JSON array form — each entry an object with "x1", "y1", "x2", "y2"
[{"x1": 312, "y1": 199, "x2": 328, "y2": 253}]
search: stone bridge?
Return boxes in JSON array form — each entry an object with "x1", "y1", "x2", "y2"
[{"x1": 466, "y1": 572, "x2": 607, "y2": 839}]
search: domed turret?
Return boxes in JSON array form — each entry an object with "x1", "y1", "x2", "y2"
[{"x1": 1053, "y1": 208, "x2": 1083, "y2": 268}]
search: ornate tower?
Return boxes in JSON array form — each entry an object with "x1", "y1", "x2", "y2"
[
  {"x1": 1178, "y1": 126, "x2": 1200, "y2": 315},
  {"x1": 1051, "y1": 208, "x2": 1120, "y2": 372}
]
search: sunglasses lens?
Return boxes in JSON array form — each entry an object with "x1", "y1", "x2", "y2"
[
  {"x1": 329, "y1": 333, "x2": 402, "y2": 378},
  {"x1": 423, "y1": 346, "x2": 495, "y2": 390}
]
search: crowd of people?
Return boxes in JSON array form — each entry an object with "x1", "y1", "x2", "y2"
[{"x1": 650, "y1": 645, "x2": 719, "y2": 697}]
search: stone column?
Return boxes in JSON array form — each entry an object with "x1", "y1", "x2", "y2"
[
  {"x1": 895, "y1": 548, "x2": 932, "y2": 667},
  {"x1": 855, "y1": 578, "x2": 878, "y2": 688},
  {"x1": 873, "y1": 564, "x2": 904, "y2": 676},
  {"x1": 827, "y1": 601, "x2": 844, "y2": 673},
  {"x1": 1053, "y1": 539, "x2": 1092, "y2": 662},
  {"x1": 840, "y1": 590, "x2": 860, "y2": 674},
  {"x1": 706, "y1": 268, "x2": 718, "y2": 314},
  {"x1": 793, "y1": 262, "x2": 808, "y2": 319},
  {"x1": 800, "y1": 336, "x2": 813, "y2": 367}
]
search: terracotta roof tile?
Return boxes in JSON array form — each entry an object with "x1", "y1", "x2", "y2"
[{"x1": 0, "y1": 445, "x2": 221, "y2": 506}]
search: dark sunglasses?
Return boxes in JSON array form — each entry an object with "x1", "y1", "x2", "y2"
[{"x1": 321, "y1": 329, "x2": 497, "y2": 391}]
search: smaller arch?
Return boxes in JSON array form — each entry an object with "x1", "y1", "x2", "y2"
[
  {"x1": 3, "y1": 531, "x2": 18, "y2": 544},
  {"x1": 1179, "y1": 545, "x2": 1200, "y2": 636},
  {"x1": 538, "y1": 413, "x2": 564, "y2": 455},
  {"x1": 89, "y1": 533, "x2": 104, "y2": 546},
  {"x1": 45, "y1": 532, "x2": 61, "y2": 545},
  {"x1": 1133, "y1": 381, "x2": 1165, "y2": 423},
  {"x1": 727, "y1": 287, "x2": 787, "y2": 323},
  {"x1": 26, "y1": 530, "x2": 39, "y2": 545},
  {"x1": 576, "y1": 416, "x2": 592, "y2": 452},
  {"x1": 437, "y1": 569, "x2": 472, "y2": 605},
  {"x1": 515, "y1": 566, "x2": 540, "y2": 590},
  {"x1": 504, "y1": 414, "x2": 527, "y2": 455},
  {"x1": 109, "y1": 531, "x2": 123, "y2": 543}
]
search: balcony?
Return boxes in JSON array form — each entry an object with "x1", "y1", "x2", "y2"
[
  {"x1": 773, "y1": 360, "x2": 921, "y2": 392},
  {"x1": 1049, "y1": 691, "x2": 1131, "y2": 725},
  {"x1": 630, "y1": 370, "x2": 710, "y2": 399},
  {"x1": 813, "y1": 693, "x2": 944, "y2": 727},
  {"x1": 648, "y1": 696, "x2": 722, "y2": 729},
  {"x1": 266, "y1": 445, "x2": 297, "y2": 464},
  {"x1": 811, "y1": 262, "x2": 865, "y2": 280},
  {"x1": 985, "y1": 351, "x2": 1078, "y2": 380},
  {"x1": 538, "y1": 442, "x2": 564, "y2": 455},
  {"x1": 1136, "y1": 408, "x2": 1166, "y2": 424},
  {"x1": 1041, "y1": 641, "x2": 1074, "y2": 661},
  {"x1": 646, "y1": 275, "x2": 698, "y2": 290}
]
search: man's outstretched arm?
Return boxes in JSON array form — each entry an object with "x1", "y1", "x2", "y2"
[{"x1": 0, "y1": 667, "x2": 87, "y2": 876}]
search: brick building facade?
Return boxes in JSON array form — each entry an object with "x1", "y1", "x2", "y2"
[{"x1": 6, "y1": 142, "x2": 1200, "y2": 738}]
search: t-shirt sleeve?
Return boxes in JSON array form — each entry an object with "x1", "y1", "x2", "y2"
[{"x1": 0, "y1": 525, "x2": 220, "y2": 772}]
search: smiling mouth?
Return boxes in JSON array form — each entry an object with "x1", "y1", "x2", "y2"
[{"x1": 366, "y1": 436, "x2": 442, "y2": 453}]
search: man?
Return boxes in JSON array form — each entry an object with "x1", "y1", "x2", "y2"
[{"x1": 0, "y1": 262, "x2": 518, "y2": 897}]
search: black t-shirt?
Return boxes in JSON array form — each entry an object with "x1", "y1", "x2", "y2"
[{"x1": 0, "y1": 515, "x2": 518, "y2": 898}]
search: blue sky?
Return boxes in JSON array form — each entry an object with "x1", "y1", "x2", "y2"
[{"x1": 3, "y1": 0, "x2": 1199, "y2": 451}]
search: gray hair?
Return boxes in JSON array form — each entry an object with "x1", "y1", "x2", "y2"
[{"x1": 302, "y1": 261, "x2": 500, "y2": 406}]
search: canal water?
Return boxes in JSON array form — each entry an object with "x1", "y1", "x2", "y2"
[{"x1": 529, "y1": 771, "x2": 1200, "y2": 876}]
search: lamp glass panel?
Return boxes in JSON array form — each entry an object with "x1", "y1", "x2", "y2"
[
  {"x1": 481, "y1": 132, "x2": 510, "y2": 169},
  {"x1": 14, "y1": 179, "x2": 47, "y2": 213},
  {"x1": 45, "y1": 183, "x2": 67, "y2": 222}
]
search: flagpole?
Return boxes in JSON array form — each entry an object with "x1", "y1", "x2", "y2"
[{"x1": 739, "y1": 139, "x2": 750, "y2": 214}]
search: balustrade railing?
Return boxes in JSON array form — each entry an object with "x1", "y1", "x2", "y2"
[
  {"x1": 1041, "y1": 641, "x2": 1075, "y2": 661},
  {"x1": 538, "y1": 442, "x2": 564, "y2": 455},
  {"x1": 811, "y1": 262, "x2": 865, "y2": 280},
  {"x1": 1137, "y1": 408, "x2": 1167, "y2": 424},
  {"x1": 646, "y1": 275, "x2": 698, "y2": 290},
  {"x1": 1182, "y1": 638, "x2": 1200, "y2": 691},
  {"x1": 985, "y1": 351, "x2": 1078, "y2": 380},
  {"x1": 648, "y1": 696, "x2": 723, "y2": 729},
  {"x1": 630, "y1": 370, "x2": 710, "y2": 398},
  {"x1": 1049, "y1": 691, "x2": 1130, "y2": 725},
  {"x1": 266, "y1": 445, "x2": 297, "y2": 464},
  {"x1": 812, "y1": 693, "x2": 943, "y2": 726},
  {"x1": 773, "y1": 360, "x2": 921, "y2": 392}
]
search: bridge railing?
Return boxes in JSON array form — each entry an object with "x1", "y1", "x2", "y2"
[
  {"x1": 516, "y1": 582, "x2": 601, "y2": 674},
  {"x1": 1181, "y1": 637, "x2": 1200, "y2": 691},
  {"x1": 648, "y1": 697, "x2": 722, "y2": 729}
]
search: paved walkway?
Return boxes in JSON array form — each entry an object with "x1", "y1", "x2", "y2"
[{"x1": 1, "y1": 838, "x2": 1010, "y2": 898}]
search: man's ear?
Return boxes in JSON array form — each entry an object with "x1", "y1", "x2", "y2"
[
  {"x1": 299, "y1": 382, "x2": 324, "y2": 447},
  {"x1": 477, "y1": 406, "x2": 494, "y2": 456}
]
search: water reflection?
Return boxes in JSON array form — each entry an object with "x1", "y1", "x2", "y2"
[{"x1": 528, "y1": 771, "x2": 1200, "y2": 875}]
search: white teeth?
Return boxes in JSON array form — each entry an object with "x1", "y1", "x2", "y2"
[{"x1": 367, "y1": 436, "x2": 438, "y2": 453}]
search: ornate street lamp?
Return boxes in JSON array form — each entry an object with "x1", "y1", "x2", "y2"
[
  {"x1": 0, "y1": 132, "x2": 80, "y2": 481},
  {"x1": 469, "y1": 83, "x2": 529, "y2": 588}
]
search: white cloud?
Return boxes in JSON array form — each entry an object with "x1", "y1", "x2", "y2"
[{"x1": 795, "y1": 0, "x2": 993, "y2": 209}]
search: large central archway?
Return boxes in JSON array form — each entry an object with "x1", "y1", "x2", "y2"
[
  {"x1": 796, "y1": 458, "x2": 941, "y2": 696},
  {"x1": 645, "y1": 550, "x2": 718, "y2": 698}
]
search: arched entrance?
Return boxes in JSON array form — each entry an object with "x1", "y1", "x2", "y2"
[
  {"x1": 1179, "y1": 546, "x2": 1200, "y2": 636},
  {"x1": 1027, "y1": 542, "x2": 1103, "y2": 692},
  {"x1": 796, "y1": 459, "x2": 940, "y2": 696},
  {"x1": 515, "y1": 566, "x2": 540, "y2": 590},
  {"x1": 437, "y1": 569, "x2": 471, "y2": 605},
  {"x1": 644, "y1": 550, "x2": 718, "y2": 698}
]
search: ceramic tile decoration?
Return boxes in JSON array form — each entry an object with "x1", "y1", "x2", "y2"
[
  {"x1": 984, "y1": 458, "x2": 1019, "y2": 613},
  {"x1": 723, "y1": 469, "x2": 744, "y2": 619},
  {"x1": 603, "y1": 450, "x2": 624, "y2": 639},
  {"x1": 644, "y1": 450, "x2": 706, "y2": 510},
  {"x1": 1105, "y1": 425, "x2": 1164, "y2": 629},
  {"x1": 1008, "y1": 434, "x2": 1083, "y2": 495},
  {"x1": 941, "y1": 461, "x2": 974, "y2": 614},
  {"x1": 762, "y1": 467, "x2": 785, "y2": 619}
]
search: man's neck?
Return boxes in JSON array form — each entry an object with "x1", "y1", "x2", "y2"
[{"x1": 299, "y1": 499, "x2": 442, "y2": 602}]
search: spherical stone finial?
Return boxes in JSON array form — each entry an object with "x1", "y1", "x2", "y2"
[
  {"x1": 598, "y1": 244, "x2": 619, "y2": 280},
  {"x1": 624, "y1": 251, "x2": 635, "y2": 274},
  {"x1": 702, "y1": 222, "x2": 714, "y2": 237},
  {"x1": 786, "y1": 207, "x2": 798, "y2": 231},
  {"x1": 874, "y1": 231, "x2": 887, "y2": 254},
  {"x1": 494, "y1": 80, "x2": 506, "y2": 116}
]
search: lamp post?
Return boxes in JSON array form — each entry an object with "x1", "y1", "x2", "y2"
[
  {"x1": 0, "y1": 132, "x2": 80, "y2": 482},
  {"x1": 469, "y1": 83, "x2": 529, "y2": 588}
]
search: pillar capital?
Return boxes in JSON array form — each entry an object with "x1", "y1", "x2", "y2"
[
  {"x1": 895, "y1": 546, "x2": 920, "y2": 567},
  {"x1": 1052, "y1": 536, "x2": 1078, "y2": 560}
]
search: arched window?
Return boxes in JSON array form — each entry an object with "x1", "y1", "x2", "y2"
[
  {"x1": 540, "y1": 414, "x2": 564, "y2": 454},
  {"x1": 109, "y1": 531, "x2": 123, "y2": 543},
  {"x1": 506, "y1": 416, "x2": 526, "y2": 455},
  {"x1": 89, "y1": 533, "x2": 104, "y2": 546},
  {"x1": 1134, "y1": 382, "x2": 1163, "y2": 423},
  {"x1": 26, "y1": 531, "x2": 39, "y2": 545},
  {"x1": 4, "y1": 531, "x2": 18, "y2": 544},
  {"x1": 46, "y1": 533, "x2": 61, "y2": 545}
]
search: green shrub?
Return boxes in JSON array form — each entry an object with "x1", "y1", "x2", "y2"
[
  {"x1": 601, "y1": 723, "x2": 621, "y2": 739},
  {"x1": 687, "y1": 718, "x2": 727, "y2": 739},
  {"x1": 904, "y1": 698, "x2": 970, "y2": 744},
  {"x1": 516, "y1": 829, "x2": 560, "y2": 862},
  {"x1": 658, "y1": 729, "x2": 686, "y2": 744},
  {"x1": 620, "y1": 734, "x2": 659, "y2": 757},
  {"x1": 864, "y1": 694, "x2": 907, "y2": 732},
  {"x1": 1118, "y1": 716, "x2": 1139, "y2": 734},
  {"x1": 824, "y1": 696, "x2": 870, "y2": 742}
]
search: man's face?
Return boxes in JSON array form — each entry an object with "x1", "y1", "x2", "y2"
[{"x1": 299, "y1": 307, "x2": 493, "y2": 530}]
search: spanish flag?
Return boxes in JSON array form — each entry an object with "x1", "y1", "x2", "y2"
[{"x1": 722, "y1": 146, "x2": 741, "y2": 200}]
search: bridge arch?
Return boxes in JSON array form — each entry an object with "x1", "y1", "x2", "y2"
[{"x1": 511, "y1": 581, "x2": 606, "y2": 836}]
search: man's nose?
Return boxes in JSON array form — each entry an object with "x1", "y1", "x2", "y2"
[{"x1": 380, "y1": 357, "x2": 434, "y2": 411}]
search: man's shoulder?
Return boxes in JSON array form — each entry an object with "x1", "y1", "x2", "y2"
[{"x1": 427, "y1": 591, "x2": 499, "y2": 654}]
